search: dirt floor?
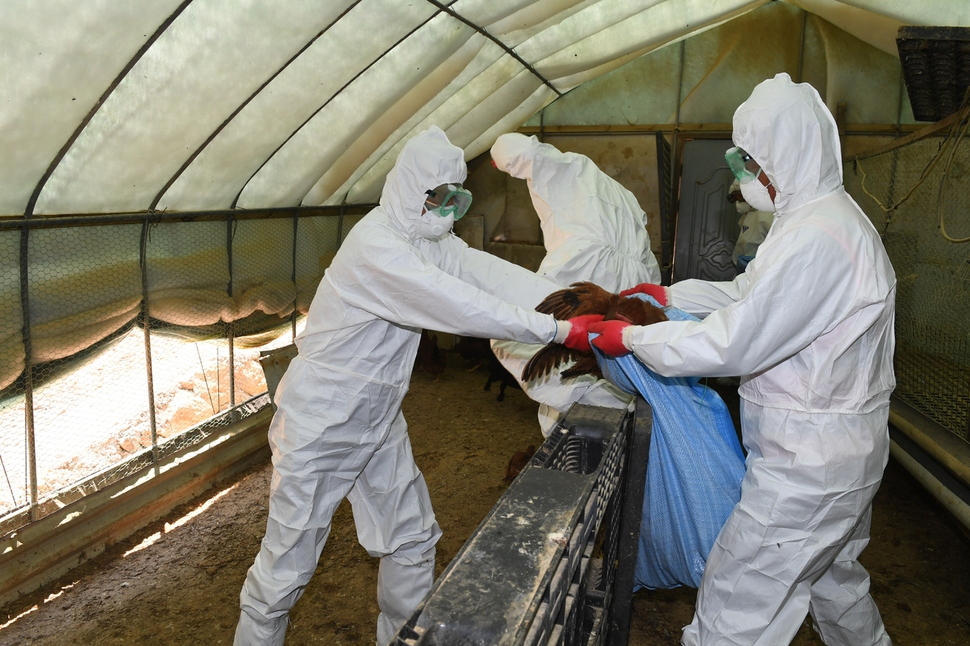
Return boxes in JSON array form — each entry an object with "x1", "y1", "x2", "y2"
[{"x1": 1, "y1": 350, "x2": 969, "y2": 645}]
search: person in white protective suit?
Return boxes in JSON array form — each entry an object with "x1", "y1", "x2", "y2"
[
  {"x1": 233, "y1": 126, "x2": 587, "y2": 646},
  {"x1": 727, "y1": 178, "x2": 775, "y2": 274},
  {"x1": 489, "y1": 133, "x2": 662, "y2": 435},
  {"x1": 570, "y1": 73, "x2": 896, "y2": 645}
]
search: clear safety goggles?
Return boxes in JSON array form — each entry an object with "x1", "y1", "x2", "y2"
[
  {"x1": 424, "y1": 183, "x2": 472, "y2": 220},
  {"x1": 725, "y1": 146, "x2": 761, "y2": 184}
]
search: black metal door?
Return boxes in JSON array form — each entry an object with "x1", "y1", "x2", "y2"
[{"x1": 673, "y1": 139, "x2": 740, "y2": 283}]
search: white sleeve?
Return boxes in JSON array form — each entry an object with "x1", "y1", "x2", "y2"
[
  {"x1": 343, "y1": 236, "x2": 560, "y2": 345},
  {"x1": 627, "y1": 225, "x2": 857, "y2": 378},
  {"x1": 436, "y1": 234, "x2": 565, "y2": 310},
  {"x1": 667, "y1": 274, "x2": 750, "y2": 318}
]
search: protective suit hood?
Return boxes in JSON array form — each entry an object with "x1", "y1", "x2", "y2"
[
  {"x1": 491, "y1": 132, "x2": 583, "y2": 193},
  {"x1": 731, "y1": 73, "x2": 843, "y2": 213},
  {"x1": 380, "y1": 126, "x2": 467, "y2": 241},
  {"x1": 490, "y1": 132, "x2": 651, "y2": 256},
  {"x1": 490, "y1": 132, "x2": 537, "y2": 180}
]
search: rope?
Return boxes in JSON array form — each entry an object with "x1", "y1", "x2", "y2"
[
  {"x1": 196, "y1": 343, "x2": 217, "y2": 414},
  {"x1": 936, "y1": 96, "x2": 970, "y2": 243},
  {"x1": 856, "y1": 85, "x2": 970, "y2": 243}
]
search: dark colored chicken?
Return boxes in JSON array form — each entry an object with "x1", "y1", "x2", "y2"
[
  {"x1": 521, "y1": 282, "x2": 667, "y2": 382},
  {"x1": 454, "y1": 335, "x2": 492, "y2": 370},
  {"x1": 455, "y1": 335, "x2": 523, "y2": 401},
  {"x1": 415, "y1": 330, "x2": 447, "y2": 380},
  {"x1": 484, "y1": 353, "x2": 522, "y2": 402}
]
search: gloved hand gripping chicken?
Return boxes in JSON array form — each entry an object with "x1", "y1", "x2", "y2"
[{"x1": 522, "y1": 281, "x2": 667, "y2": 382}]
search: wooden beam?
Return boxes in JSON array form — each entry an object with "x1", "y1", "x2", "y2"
[
  {"x1": 852, "y1": 106, "x2": 970, "y2": 159},
  {"x1": 518, "y1": 124, "x2": 926, "y2": 137}
]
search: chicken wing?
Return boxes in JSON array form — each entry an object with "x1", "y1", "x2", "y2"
[{"x1": 522, "y1": 282, "x2": 667, "y2": 383}]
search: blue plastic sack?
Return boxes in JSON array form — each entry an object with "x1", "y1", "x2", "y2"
[{"x1": 593, "y1": 296, "x2": 746, "y2": 590}]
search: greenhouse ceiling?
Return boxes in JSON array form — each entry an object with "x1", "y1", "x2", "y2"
[{"x1": 2, "y1": 0, "x2": 968, "y2": 218}]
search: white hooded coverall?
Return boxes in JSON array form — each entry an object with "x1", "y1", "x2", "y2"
[
  {"x1": 490, "y1": 133, "x2": 662, "y2": 434},
  {"x1": 624, "y1": 74, "x2": 896, "y2": 645},
  {"x1": 235, "y1": 127, "x2": 565, "y2": 646}
]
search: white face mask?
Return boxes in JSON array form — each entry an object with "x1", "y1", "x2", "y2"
[
  {"x1": 740, "y1": 173, "x2": 776, "y2": 213},
  {"x1": 417, "y1": 209, "x2": 455, "y2": 239}
]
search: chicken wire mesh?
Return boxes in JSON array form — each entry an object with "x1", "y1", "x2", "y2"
[
  {"x1": 0, "y1": 210, "x2": 346, "y2": 534},
  {"x1": 846, "y1": 115, "x2": 970, "y2": 443}
]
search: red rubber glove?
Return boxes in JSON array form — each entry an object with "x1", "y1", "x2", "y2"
[
  {"x1": 562, "y1": 314, "x2": 605, "y2": 352},
  {"x1": 589, "y1": 320, "x2": 632, "y2": 356},
  {"x1": 618, "y1": 283, "x2": 667, "y2": 306}
]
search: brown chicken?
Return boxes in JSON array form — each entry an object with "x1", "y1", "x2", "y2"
[
  {"x1": 503, "y1": 444, "x2": 537, "y2": 484},
  {"x1": 521, "y1": 281, "x2": 667, "y2": 382}
]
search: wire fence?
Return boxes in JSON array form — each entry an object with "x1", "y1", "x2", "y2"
[
  {"x1": 846, "y1": 109, "x2": 970, "y2": 444},
  {"x1": 0, "y1": 207, "x2": 363, "y2": 535}
]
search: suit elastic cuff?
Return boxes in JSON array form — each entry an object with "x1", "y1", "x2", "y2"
[
  {"x1": 552, "y1": 320, "x2": 570, "y2": 344},
  {"x1": 621, "y1": 325, "x2": 635, "y2": 350}
]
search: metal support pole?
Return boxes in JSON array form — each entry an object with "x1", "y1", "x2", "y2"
[
  {"x1": 139, "y1": 217, "x2": 159, "y2": 466},
  {"x1": 291, "y1": 208, "x2": 299, "y2": 342},
  {"x1": 336, "y1": 203, "x2": 345, "y2": 247},
  {"x1": 538, "y1": 111, "x2": 546, "y2": 248},
  {"x1": 19, "y1": 224, "x2": 37, "y2": 518},
  {"x1": 227, "y1": 213, "x2": 236, "y2": 409},
  {"x1": 796, "y1": 10, "x2": 807, "y2": 83},
  {"x1": 666, "y1": 40, "x2": 686, "y2": 284}
]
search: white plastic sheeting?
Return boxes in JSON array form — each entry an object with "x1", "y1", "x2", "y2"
[
  {"x1": 5, "y1": 0, "x2": 968, "y2": 218},
  {"x1": 2, "y1": 0, "x2": 970, "y2": 392},
  {"x1": 533, "y1": 1, "x2": 921, "y2": 128}
]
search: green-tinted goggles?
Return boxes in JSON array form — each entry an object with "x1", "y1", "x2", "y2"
[
  {"x1": 424, "y1": 183, "x2": 472, "y2": 220},
  {"x1": 725, "y1": 146, "x2": 760, "y2": 184}
]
